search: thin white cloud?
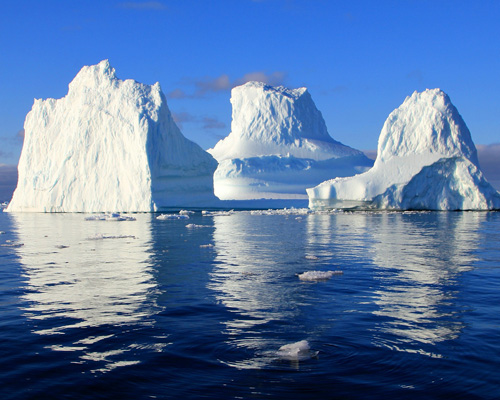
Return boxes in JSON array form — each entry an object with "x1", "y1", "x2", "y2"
[
  {"x1": 0, "y1": 164, "x2": 17, "y2": 202},
  {"x1": 362, "y1": 149, "x2": 377, "y2": 160},
  {"x1": 477, "y1": 143, "x2": 500, "y2": 190},
  {"x1": 118, "y1": 2, "x2": 167, "y2": 10},
  {"x1": 202, "y1": 117, "x2": 226, "y2": 130},
  {"x1": 169, "y1": 71, "x2": 288, "y2": 99},
  {"x1": 172, "y1": 112, "x2": 226, "y2": 131}
]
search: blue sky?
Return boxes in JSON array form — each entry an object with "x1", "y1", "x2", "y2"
[{"x1": 1, "y1": 0, "x2": 499, "y2": 171}]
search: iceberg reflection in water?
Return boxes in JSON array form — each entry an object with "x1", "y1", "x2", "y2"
[
  {"x1": 0, "y1": 210, "x2": 498, "y2": 399},
  {"x1": 369, "y1": 212, "x2": 481, "y2": 355},
  {"x1": 12, "y1": 213, "x2": 164, "y2": 373}
]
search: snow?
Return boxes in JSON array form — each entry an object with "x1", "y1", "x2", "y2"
[
  {"x1": 298, "y1": 270, "x2": 343, "y2": 281},
  {"x1": 208, "y1": 82, "x2": 373, "y2": 200},
  {"x1": 6, "y1": 60, "x2": 218, "y2": 213},
  {"x1": 308, "y1": 89, "x2": 500, "y2": 210}
]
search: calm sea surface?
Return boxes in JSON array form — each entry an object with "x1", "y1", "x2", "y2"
[{"x1": 0, "y1": 210, "x2": 499, "y2": 399}]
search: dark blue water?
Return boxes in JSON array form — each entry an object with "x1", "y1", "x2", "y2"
[{"x1": 0, "y1": 210, "x2": 499, "y2": 399}]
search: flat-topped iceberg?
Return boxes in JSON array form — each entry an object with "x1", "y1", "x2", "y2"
[
  {"x1": 307, "y1": 89, "x2": 500, "y2": 210},
  {"x1": 208, "y1": 82, "x2": 373, "y2": 200},
  {"x1": 6, "y1": 60, "x2": 218, "y2": 212}
]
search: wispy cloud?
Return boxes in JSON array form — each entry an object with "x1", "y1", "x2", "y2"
[
  {"x1": 172, "y1": 112, "x2": 226, "y2": 131},
  {"x1": 202, "y1": 117, "x2": 226, "y2": 130},
  {"x1": 406, "y1": 69, "x2": 423, "y2": 83},
  {"x1": 362, "y1": 149, "x2": 377, "y2": 160},
  {"x1": 477, "y1": 143, "x2": 500, "y2": 190},
  {"x1": 168, "y1": 71, "x2": 288, "y2": 99},
  {"x1": 118, "y1": 2, "x2": 167, "y2": 10},
  {"x1": 0, "y1": 164, "x2": 17, "y2": 202}
]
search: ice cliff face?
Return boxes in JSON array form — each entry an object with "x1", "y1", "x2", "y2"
[
  {"x1": 307, "y1": 89, "x2": 500, "y2": 210},
  {"x1": 208, "y1": 82, "x2": 372, "y2": 200},
  {"x1": 6, "y1": 60, "x2": 218, "y2": 212}
]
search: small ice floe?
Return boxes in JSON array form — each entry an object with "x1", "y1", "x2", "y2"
[
  {"x1": 85, "y1": 213, "x2": 136, "y2": 221},
  {"x1": 248, "y1": 208, "x2": 311, "y2": 216},
  {"x1": 297, "y1": 270, "x2": 343, "y2": 281},
  {"x1": 305, "y1": 255, "x2": 319, "y2": 260},
  {"x1": 202, "y1": 210, "x2": 234, "y2": 216},
  {"x1": 87, "y1": 234, "x2": 136, "y2": 240},
  {"x1": 0, "y1": 231, "x2": 5, "y2": 235},
  {"x1": 1, "y1": 240, "x2": 24, "y2": 247},
  {"x1": 156, "y1": 214, "x2": 190, "y2": 220},
  {"x1": 179, "y1": 210, "x2": 195, "y2": 215},
  {"x1": 200, "y1": 244, "x2": 214, "y2": 248},
  {"x1": 277, "y1": 340, "x2": 318, "y2": 361},
  {"x1": 186, "y1": 224, "x2": 208, "y2": 229}
]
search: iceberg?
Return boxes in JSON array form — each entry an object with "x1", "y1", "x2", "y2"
[
  {"x1": 208, "y1": 82, "x2": 373, "y2": 200},
  {"x1": 307, "y1": 89, "x2": 500, "y2": 210},
  {"x1": 6, "y1": 60, "x2": 218, "y2": 212}
]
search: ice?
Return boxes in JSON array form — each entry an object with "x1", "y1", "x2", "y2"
[
  {"x1": 6, "y1": 60, "x2": 218, "y2": 212},
  {"x1": 179, "y1": 210, "x2": 195, "y2": 215},
  {"x1": 156, "y1": 214, "x2": 190, "y2": 220},
  {"x1": 84, "y1": 213, "x2": 136, "y2": 221},
  {"x1": 87, "y1": 234, "x2": 136, "y2": 240},
  {"x1": 202, "y1": 210, "x2": 235, "y2": 216},
  {"x1": 185, "y1": 224, "x2": 208, "y2": 228},
  {"x1": 277, "y1": 340, "x2": 317, "y2": 360},
  {"x1": 308, "y1": 89, "x2": 500, "y2": 210},
  {"x1": 297, "y1": 270, "x2": 343, "y2": 281},
  {"x1": 208, "y1": 81, "x2": 373, "y2": 200}
]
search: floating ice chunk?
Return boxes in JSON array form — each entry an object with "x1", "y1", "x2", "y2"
[
  {"x1": 186, "y1": 224, "x2": 208, "y2": 229},
  {"x1": 201, "y1": 210, "x2": 234, "y2": 216},
  {"x1": 1, "y1": 241, "x2": 24, "y2": 247},
  {"x1": 84, "y1": 213, "x2": 136, "y2": 221},
  {"x1": 0, "y1": 231, "x2": 5, "y2": 234},
  {"x1": 179, "y1": 210, "x2": 195, "y2": 215},
  {"x1": 297, "y1": 270, "x2": 343, "y2": 281},
  {"x1": 156, "y1": 214, "x2": 190, "y2": 220},
  {"x1": 87, "y1": 234, "x2": 136, "y2": 240},
  {"x1": 200, "y1": 244, "x2": 214, "y2": 248},
  {"x1": 277, "y1": 340, "x2": 318, "y2": 360},
  {"x1": 305, "y1": 255, "x2": 319, "y2": 260}
]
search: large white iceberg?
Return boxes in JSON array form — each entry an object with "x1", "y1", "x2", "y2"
[
  {"x1": 208, "y1": 82, "x2": 373, "y2": 200},
  {"x1": 6, "y1": 60, "x2": 218, "y2": 212},
  {"x1": 307, "y1": 89, "x2": 500, "y2": 210}
]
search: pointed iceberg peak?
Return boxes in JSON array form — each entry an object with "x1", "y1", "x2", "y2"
[
  {"x1": 307, "y1": 88, "x2": 500, "y2": 210},
  {"x1": 68, "y1": 59, "x2": 120, "y2": 93},
  {"x1": 377, "y1": 88, "x2": 478, "y2": 166}
]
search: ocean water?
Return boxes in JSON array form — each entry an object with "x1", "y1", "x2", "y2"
[{"x1": 0, "y1": 210, "x2": 499, "y2": 399}]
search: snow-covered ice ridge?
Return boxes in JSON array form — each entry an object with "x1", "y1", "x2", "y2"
[
  {"x1": 308, "y1": 89, "x2": 500, "y2": 211},
  {"x1": 208, "y1": 81, "x2": 373, "y2": 200},
  {"x1": 6, "y1": 60, "x2": 218, "y2": 212}
]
